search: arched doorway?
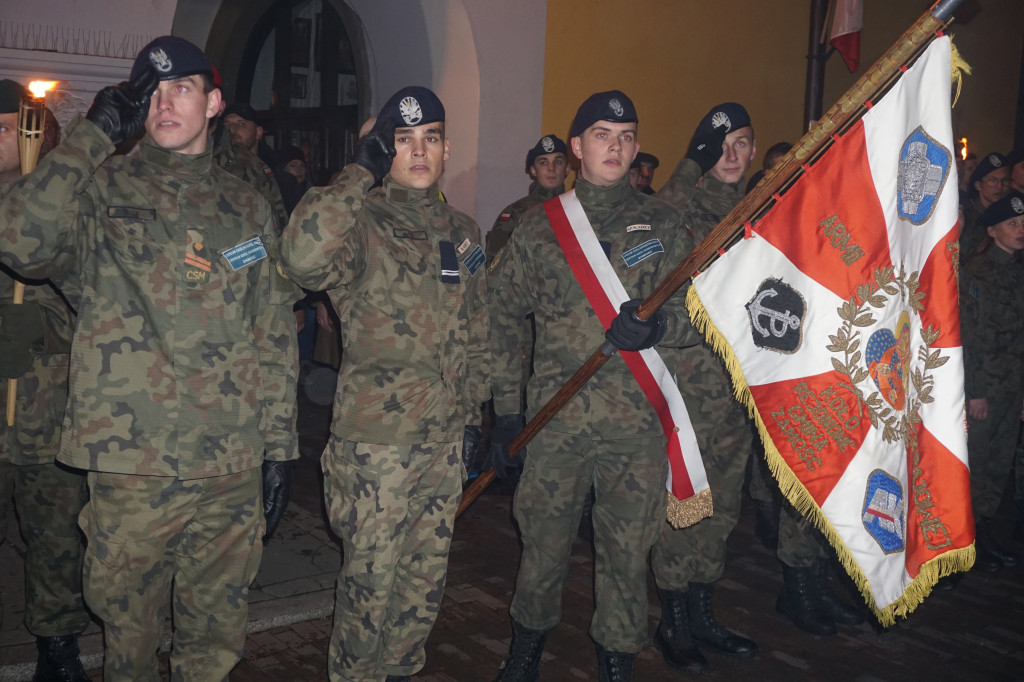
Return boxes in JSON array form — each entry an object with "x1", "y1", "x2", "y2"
[{"x1": 201, "y1": 0, "x2": 368, "y2": 184}]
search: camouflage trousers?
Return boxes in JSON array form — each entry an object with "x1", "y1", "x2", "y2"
[
  {"x1": 967, "y1": 393, "x2": 1022, "y2": 519},
  {"x1": 652, "y1": 356, "x2": 751, "y2": 588},
  {"x1": 0, "y1": 460, "x2": 90, "y2": 636},
  {"x1": 79, "y1": 469, "x2": 264, "y2": 682},
  {"x1": 777, "y1": 501, "x2": 828, "y2": 568},
  {"x1": 322, "y1": 438, "x2": 464, "y2": 682},
  {"x1": 510, "y1": 430, "x2": 666, "y2": 653},
  {"x1": 747, "y1": 435, "x2": 777, "y2": 505}
]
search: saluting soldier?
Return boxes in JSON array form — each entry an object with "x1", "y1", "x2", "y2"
[
  {"x1": 489, "y1": 90, "x2": 698, "y2": 682},
  {"x1": 281, "y1": 86, "x2": 489, "y2": 682},
  {"x1": 0, "y1": 36, "x2": 300, "y2": 681}
]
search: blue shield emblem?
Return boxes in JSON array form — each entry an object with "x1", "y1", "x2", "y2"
[
  {"x1": 861, "y1": 469, "x2": 906, "y2": 554},
  {"x1": 896, "y1": 126, "x2": 951, "y2": 225}
]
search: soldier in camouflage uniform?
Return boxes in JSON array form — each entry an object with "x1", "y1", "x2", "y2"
[
  {"x1": 489, "y1": 91, "x2": 698, "y2": 682},
  {"x1": 212, "y1": 115, "x2": 288, "y2": 232},
  {"x1": 486, "y1": 134, "x2": 569, "y2": 263},
  {"x1": 653, "y1": 105, "x2": 860, "y2": 670},
  {"x1": 0, "y1": 80, "x2": 91, "y2": 682},
  {"x1": 0, "y1": 37, "x2": 299, "y2": 681},
  {"x1": 960, "y1": 153, "x2": 1011, "y2": 260},
  {"x1": 960, "y1": 194, "x2": 1024, "y2": 572},
  {"x1": 280, "y1": 86, "x2": 488, "y2": 682}
]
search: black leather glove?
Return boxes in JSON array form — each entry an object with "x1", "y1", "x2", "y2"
[
  {"x1": 0, "y1": 303, "x2": 45, "y2": 379},
  {"x1": 488, "y1": 413, "x2": 525, "y2": 480},
  {"x1": 605, "y1": 298, "x2": 666, "y2": 352},
  {"x1": 86, "y1": 65, "x2": 159, "y2": 147},
  {"x1": 261, "y1": 460, "x2": 293, "y2": 541},
  {"x1": 353, "y1": 116, "x2": 397, "y2": 184},
  {"x1": 686, "y1": 124, "x2": 729, "y2": 175},
  {"x1": 462, "y1": 424, "x2": 482, "y2": 474}
]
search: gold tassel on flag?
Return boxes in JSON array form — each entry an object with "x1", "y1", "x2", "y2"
[{"x1": 949, "y1": 37, "x2": 971, "y2": 107}]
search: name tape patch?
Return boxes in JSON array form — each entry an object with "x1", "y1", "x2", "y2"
[
  {"x1": 621, "y1": 238, "x2": 664, "y2": 267},
  {"x1": 222, "y1": 237, "x2": 268, "y2": 271},
  {"x1": 462, "y1": 244, "x2": 486, "y2": 276}
]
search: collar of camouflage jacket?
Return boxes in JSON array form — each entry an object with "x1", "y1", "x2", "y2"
[
  {"x1": 383, "y1": 175, "x2": 439, "y2": 206},
  {"x1": 573, "y1": 173, "x2": 633, "y2": 213},
  {"x1": 529, "y1": 180, "x2": 564, "y2": 202},
  {"x1": 697, "y1": 170, "x2": 745, "y2": 198},
  {"x1": 141, "y1": 136, "x2": 214, "y2": 179}
]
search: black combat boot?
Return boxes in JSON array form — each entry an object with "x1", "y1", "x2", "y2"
[
  {"x1": 976, "y1": 517, "x2": 1020, "y2": 569},
  {"x1": 33, "y1": 634, "x2": 90, "y2": 682},
  {"x1": 754, "y1": 500, "x2": 780, "y2": 549},
  {"x1": 811, "y1": 559, "x2": 863, "y2": 626},
  {"x1": 686, "y1": 582, "x2": 758, "y2": 659},
  {"x1": 596, "y1": 645, "x2": 635, "y2": 682},
  {"x1": 776, "y1": 564, "x2": 836, "y2": 636},
  {"x1": 654, "y1": 588, "x2": 708, "y2": 675},
  {"x1": 494, "y1": 619, "x2": 548, "y2": 682}
]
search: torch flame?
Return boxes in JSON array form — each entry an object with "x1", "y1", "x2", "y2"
[
  {"x1": 27, "y1": 81, "x2": 57, "y2": 99},
  {"x1": 960, "y1": 137, "x2": 968, "y2": 161}
]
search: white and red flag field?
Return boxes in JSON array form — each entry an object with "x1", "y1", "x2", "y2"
[{"x1": 686, "y1": 36, "x2": 974, "y2": 623}]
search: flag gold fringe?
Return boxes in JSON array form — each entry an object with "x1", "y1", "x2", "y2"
[
  {"x1": 666, "y1": 487, "x2": 713, "y2": 529},
  {"x1": 949, "y1": 37, "x2": 971, "y2": 107},
  {"x1": 685, "y1": 285, "x2": 975, "y2": 626}
]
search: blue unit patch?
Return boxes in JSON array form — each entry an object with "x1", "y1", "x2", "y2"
[
  {"x1": 861, "y1": 469, "x2": 906, "y2": 554},
  {"x1": 462, "y1": 244, "x2": 486, "y2": 276},
  {"x1": 897, "y1": 126, "x2": 951, "y2": 226},
  {"x1": 222, "y1": 237, "x2": 268, "y2": 270},
  {"x1": 621, "y1": 239, "x2": 664, "y2": 268}
]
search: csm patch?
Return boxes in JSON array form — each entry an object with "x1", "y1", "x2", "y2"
[
  {"x1": 461, "y1": 244, "x2": 486, "y2": 276},
  {"x1": 621, "y1": 239, "x2": 663, "y2": 267},
  {"x1": 183, "y1": 229, "x2": 212, "y2": 283},
  {"x1": 222, "y1": 236, "x2": 268, "y2": 271},
  {"x1": 745, "y1": 277, "x2": 805, "y2": 354},
  {"x1": 861, "y1": 469, "x2": 906, "y2": 554}
]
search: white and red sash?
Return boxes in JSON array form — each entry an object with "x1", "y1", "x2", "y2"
[{"x1": 544, "y1": 190, "x2": 710, "y2": 523}]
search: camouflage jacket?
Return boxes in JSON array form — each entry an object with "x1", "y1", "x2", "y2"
[
  {"x1": 0, "y1": 270, "x2": 75, "y2": 466},
  {"x1": 0, "y1": 117, "x2": 300, "y2": 478},
  {"x1": 281, "y1": 165, "x2": 489, "y2": 444},
  {"x1": 490, "y1": 175, "x2": 698, "y2": 437},
  {"x1": 657, "y1": 157, "x2": 744, "y2": 241},
  {"x1": 213, "y1": 129, "x2": 289, "y2": 233},
  {"x1": 960, "y1": 245, "x2": 1024, "y2": 400},
  {"x1": 486, "y1": 181, "x2": 563, "y2": 263}
]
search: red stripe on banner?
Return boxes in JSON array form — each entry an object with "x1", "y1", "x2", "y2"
[
  {"x1": 756, "y1": 122, "x2": 892, "y2": 302},
  {"x1": 903, "y1": 425, "x2": 974, "y2": 578},
  {"x1": 543, "y1": 200, "x2": 617, "y2": 322},
  {"x1": 916, "y1": 221, "x2": 962, "y2": 349},
  {"x1": 749, "y1": 370, "x2": 873, "y2": 505}
]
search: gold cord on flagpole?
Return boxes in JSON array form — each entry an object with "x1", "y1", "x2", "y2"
[{"x1": 949, "y1": 37, "x2": 971, "y2": 107}]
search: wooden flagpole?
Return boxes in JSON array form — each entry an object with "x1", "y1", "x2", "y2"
[{"x1": 456, "y1": 0, "x2": 964, "y2": 519}]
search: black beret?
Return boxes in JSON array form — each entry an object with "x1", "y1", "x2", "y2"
[
  {"x1": 631, "y1": 152, "x2": 660, "y2": 170},
  {"x1": 970, "y1": 152, "x2": 1008, "y2": 187},
  {"x1": 0, "y1": 79, "x2": 26, "y2": 115},
  {"x1": 526, "y1": 134, "x2": 567, "y2": 168},
  {"x1": 223, "y1": 103, "x2": 258, "y2": 122},
  {"x1": 570, "y1": 90, "x2": 637, "y2": 139},
  {"x1": 279, "y1": 145, "x2": 306, "y2": 165},
  {"x1": 980, "y1": 192, "x2": 1024, "y2": 228},
  {"x1": 694, "y1": 102, "x2": 751, "y2": 139},
  {"x1": 131, "y1": 36, "x2": 213, "y2": 82},
  {"x1": 377, "y1": 86, "x2": 445, "y2": 128}
]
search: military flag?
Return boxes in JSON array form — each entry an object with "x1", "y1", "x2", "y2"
[
  {"x1": 686, "y1": 35, "x2": 973, "y2": 623},
  {"x1": 829, "y1": 0, "x2": 864, "y2": 72}
]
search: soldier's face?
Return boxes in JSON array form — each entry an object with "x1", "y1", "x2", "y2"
[
  {"x1": 224, "y1": 114, "x2": 261, "y2": 152},
  {"x1": 529, "y1": 152, "x2": 567, "y2": 191},
  {"x1": 571, "y1": 121, "x2": 638, "y2": 187},
  {"x1": 389, "y1": 123, "x2": 449, "y2": 190},
  {"x1": 145, "y1": 76, "x2": 221, "y2": 155},
  {"x1": 0, "y1": 113, "x2": 19, "y2": 182},
  {"x1": 709, "y1": 126, "x2": 756, "y2": 185},
  {"x1": 974, "y1": 167, "x2": 1010, "y2": 207},
  {"x1": 988, "y1": 215, "x2": 1024, "y2": 254},
  {"x1": 637, "y1": 163, "x2": 655, "y2": 189}
]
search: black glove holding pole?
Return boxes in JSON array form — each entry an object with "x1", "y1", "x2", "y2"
[{"x1": 605, "y1": 298, "x2": 666, "y2": 352}]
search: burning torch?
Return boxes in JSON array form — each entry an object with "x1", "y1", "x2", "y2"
[{"x1": 7, "y1": 80, "x2": 56, "y2": 427}]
